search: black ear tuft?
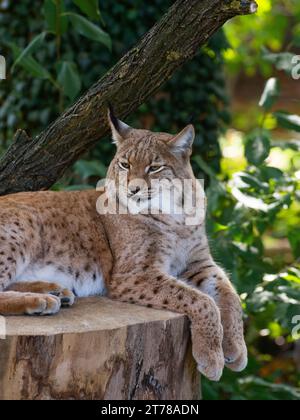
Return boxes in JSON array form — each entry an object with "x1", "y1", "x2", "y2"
[
  {"x1": 107, "y1": 104, "x2": 131, "y2": 146},
  {"x1": 107, "y1": 103, "x2": 120, "y2": 131}
]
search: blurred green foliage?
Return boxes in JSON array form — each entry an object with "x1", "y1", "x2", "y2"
[
  {"x1": 0, "y1": 0, "x2": 111, "y2": 152},
  {"x1": 224, "y1": 0, "x2": 300, "y2": 76},
  {"x1": 0, "y1": 0, "x2": 229, "y2": 183},
  {"x1": 202, "y1": 66, "x2": 300, "y2": 400}
]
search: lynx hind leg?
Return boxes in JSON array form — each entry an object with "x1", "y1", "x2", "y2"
[
  {"x1": 0, "y1": 291, "x2": 61, "y2": 316},
  {"x1": 7, "y1": 282, "x2": 75, "y2": 307}
]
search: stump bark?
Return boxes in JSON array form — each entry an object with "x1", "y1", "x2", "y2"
[{"x1": 0, "y1": 297, "x2": 199, "y2": 400}]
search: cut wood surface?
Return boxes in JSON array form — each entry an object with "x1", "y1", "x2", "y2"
[{"x1": 0, "y1": 297, "x2": 199, "y2": 400}]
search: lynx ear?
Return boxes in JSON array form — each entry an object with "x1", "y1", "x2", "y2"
[
  {"x1": 107, "y1": 106, "x2": 131, "y2": 146},
  {"x1": 168, "y1": 125, "x2": 195, "y2": 154}
]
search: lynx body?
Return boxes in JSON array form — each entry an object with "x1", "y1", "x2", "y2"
[{"x1": 0, "y1": 112, "x2": 247, "y2": 381}]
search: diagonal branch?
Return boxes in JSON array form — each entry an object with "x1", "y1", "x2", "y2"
[{"x1": 0, "y1": 0, "x2": 257, "y2": 195}]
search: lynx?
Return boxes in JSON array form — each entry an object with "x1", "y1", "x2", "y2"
[{"x1": 0, "y1": 109, "x2": 247, "y2": 381}]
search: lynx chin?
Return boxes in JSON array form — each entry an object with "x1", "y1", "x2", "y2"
[{"x1": 0, "y1": 108, "x2": 247, "y2": 381}]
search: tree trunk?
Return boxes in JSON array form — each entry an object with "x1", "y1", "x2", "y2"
[
  {"x1": 0, "y1": 0, "x2": 257, "y2": 195},
  {"x1": 0, "y1": 297, "x2": 199, "y2": 400}
]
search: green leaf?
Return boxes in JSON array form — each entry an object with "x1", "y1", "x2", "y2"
[
  {"x1": 271, "y1": 140, "x2": 300, "y2": 151},
  {"x1": 12, "y1": 32, "x2": 47, "y2": 73},
  {"x1": 274, "y1": 111, "x2": 300, "y2": 133},
  {"x1": 259, "y1": 78, "x2": 280, "y2": 111},
  {"x1": 259, "y1": 166, "x2": 284, "y2": 182},
  {"x1": 231, "y1": 187, "x2": 269, "y2": 212},
  {"x1": 9, "y1": 42, "x2": 51, "y2": 80},
  {"x1": 281, "y1": 273, "x2": 300, "y2": 285},
  {"x1": 43, "y1": 0, "x2": 56, "y2": 32},
  {"x1": 262, "y1": 49, "x2": 295, "y2": 75},
  {"x1": 238, "y1": 376, "x2": 300, "y2": 400},
  {"x1": 245, "y1": 132, "x2": 271, "y2": 166},
  {"x1": 57, "y1": 61, "x2": 82, "y2": 101},
  {"x1": 292, "y1": 34, "x2": 300, "y2": 48},
  {"x1": 43, "y1": 0, "x2": 68, "y2": 35},
  {"x1": 67, "y1": 13, "x2": 111, "y2": 50},
  {"x1": 72, "y1": 0, "x2": 102, "y2": 21},
  {"x1": 238, "y1": 172, "x2": 269, "y2": 191}
]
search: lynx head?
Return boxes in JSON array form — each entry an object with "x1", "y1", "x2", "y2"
[{"x1": 105, "y1": 107, "x2": 203, "y2": 219}]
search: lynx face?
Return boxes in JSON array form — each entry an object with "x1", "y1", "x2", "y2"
[{"x1": 106, "y1": 110, "x2": 198, "y2": 215}]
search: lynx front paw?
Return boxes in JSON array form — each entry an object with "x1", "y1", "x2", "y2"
[
  {"x1": 191, "y1": 314, "x2": 225, "y2": 381},
  {"x1": 24, "y1": 294, "x2": 61, "y2": 316},
  {"x1": 222, "y1": 310, "x2": 248, "y2": 372},
  {"x1": 7, "y1": 282, "x2": 75, "y2": 308},
  {"x1": 196, "y1": 347, "x2": 225, "y2": 382},
  {"x1": 50, "y1": 288, "x2": 75, "y2": 307}
]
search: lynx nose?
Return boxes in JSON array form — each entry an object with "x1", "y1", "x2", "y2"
[{"x1": 129, "y1": 186, "x2": 141, "y2": 195}]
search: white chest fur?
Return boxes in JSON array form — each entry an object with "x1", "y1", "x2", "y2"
[{"x1": 16, "y1": 264, "x2": 107, "y2": 298}]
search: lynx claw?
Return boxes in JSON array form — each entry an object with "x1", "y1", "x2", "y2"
[
  {"x1": 224, "y1": 338, "x2": 248, "y2": 372},
  {"x1": 225, "y1": 346, "x2": 248, "y2": 372},
  {"x1": 50, "y1": 288, "x2": 75, "y2": 307}
]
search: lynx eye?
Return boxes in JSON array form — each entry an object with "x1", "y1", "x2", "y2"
[
  {"x1": 118, "y1": 161, "x2": 130, "y2": 171},
  {"x1": 148, "y1": 165, "x2": 165, "y2": 175}
]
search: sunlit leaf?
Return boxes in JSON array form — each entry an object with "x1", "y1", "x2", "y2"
[
  {"x1": 277, "y1": 292, "x2": 298, "y2": 305},
  {"x1": 281, "y1": 273, "x2": 300, "y2": 285},
  {"x1": 231, "y1": 187, "x2": 269, "y2": 212},
  {"x1": 274, "y1": 112, "x2": 300, "y2": 132},
  {"x1": 213, "y1": 223, "x2": 228, "y2": 233},
  {"x1": 245, "y1": 132, "x2": 271, "y2": 166},
  {"x1": 259, "y1": 78, "x2": 280, "y2": 110}
]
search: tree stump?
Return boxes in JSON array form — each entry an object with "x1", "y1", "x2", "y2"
[{"x1": 0, "y1": 297, "x2": 199, "y2": 400}]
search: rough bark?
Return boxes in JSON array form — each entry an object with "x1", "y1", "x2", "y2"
[
  {"x1": 0, "y1": 0, "x2": 257, "y2": 195},
  {"x1": 0, "y1": 297, "x2": 199, "y2": 400}
]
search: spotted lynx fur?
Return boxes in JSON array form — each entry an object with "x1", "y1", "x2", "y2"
[{"x1": 0, "y1": 110, "x2": 247, "y2": 381}]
